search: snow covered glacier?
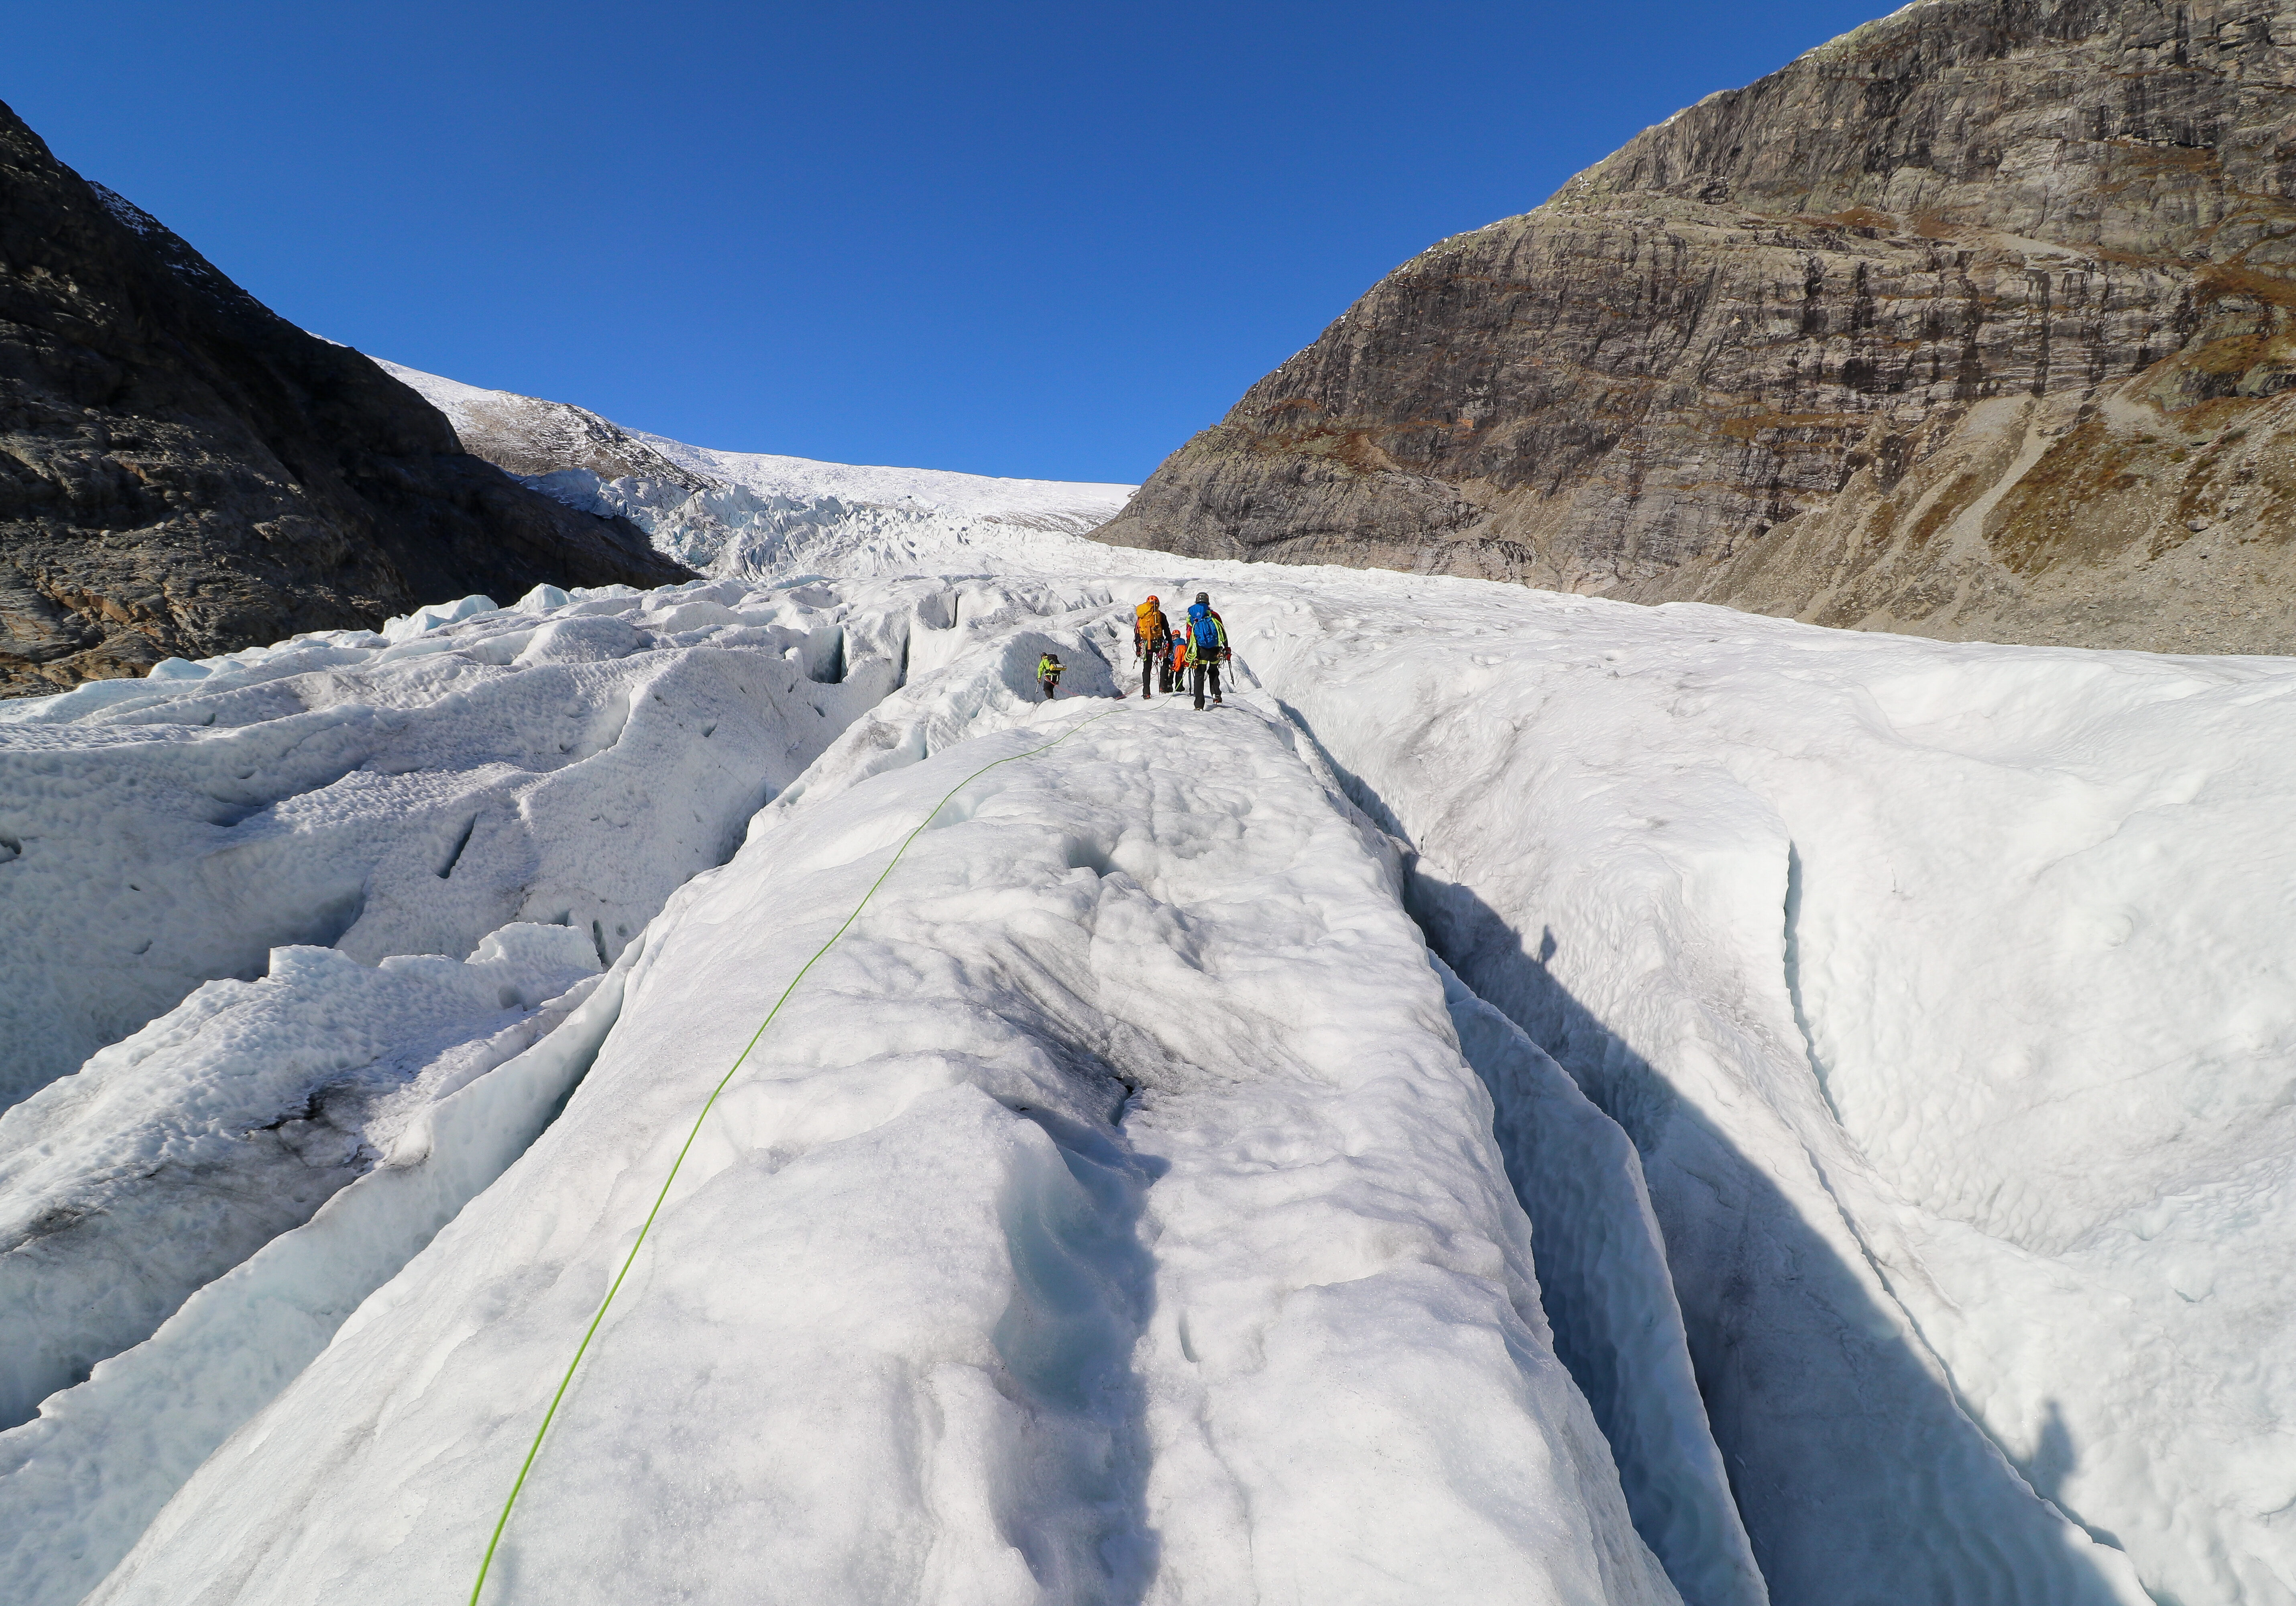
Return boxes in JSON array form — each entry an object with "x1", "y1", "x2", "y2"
[
  {"x1": 376, "y1": 360, "x2": 1137, "y2": 579},
  {"x1": 0, "y1": 516, "x2": 2289, "y2": 1606}
]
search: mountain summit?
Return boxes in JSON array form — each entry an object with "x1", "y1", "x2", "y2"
[
  {"x1": 1094, "y1": 0, "x2": 2296, "y2": 652},
  {"x1": 0, "y1": 100, "x2": 689, "y2": 697}
]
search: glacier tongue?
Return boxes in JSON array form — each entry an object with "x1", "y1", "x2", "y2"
[
  {"x1": 375, "y1": 358, "x2": 1136, "y2": 581},
  {"x1": 85, "y1": 695, "x2": 1679, "y2": 1606},
  {"x1": 1, "y1": 506, "x2": 2290, "y2": 1606}
]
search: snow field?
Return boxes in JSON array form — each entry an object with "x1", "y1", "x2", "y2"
[
  {"x1": 708, "y1": 538, "x2": 2293, "y2": 1604},
  {"x1": 90, "y1": 697, "x2": 1678, "y2": 1606},
  {"x1": 3, "y1": 566, "x2": 1361, "y2": 1604}
]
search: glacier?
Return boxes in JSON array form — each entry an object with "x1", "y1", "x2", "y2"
[
  {"x1": 376, "y1": 359, "x2": 1136, "y2": 580},
  {"x1": 0, "y1": 508, "x2": 2288, "y2": 1606}
]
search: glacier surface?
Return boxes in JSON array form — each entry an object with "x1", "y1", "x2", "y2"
[{"x1": 0, "y1": 509, "x2": 2287, "y2": 1606}]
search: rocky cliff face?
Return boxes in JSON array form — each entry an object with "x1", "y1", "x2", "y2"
[
  {"x1": 0, "y1": 100, "x2": 690, "y2": 697},
  {"x1": 1095, "y1": 0, "x2": 2296, "y2": 652}
]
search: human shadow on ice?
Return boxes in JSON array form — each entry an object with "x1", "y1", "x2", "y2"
[{"x1": 2012, "y1": 1400, "x2": 2119, "y2": 1548}]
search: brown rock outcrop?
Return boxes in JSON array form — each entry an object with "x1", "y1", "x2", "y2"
[
  {"x1": 372, "y1": 359, "x2": 714, "y2": 491},
  {"x1": 0, "y1": 100, "x2": 691, "y2": 697},
  {"x1": 1095, "y1": 0, "x2": 2296, "y2": 652}
]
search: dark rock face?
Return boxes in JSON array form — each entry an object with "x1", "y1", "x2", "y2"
[
  {"x1": 0, "y1": 100, "x2": 690, "y2": 697},
  {"x1": 1097, "y1": 0, "x2": 2296, "y2": 652}
]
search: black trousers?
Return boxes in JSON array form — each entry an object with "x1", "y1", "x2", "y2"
[
  {"x1": 1140, "y1": 646, "x2": 1158, "y2": 697},
  {"x1": 1191, "y1": 659, "x2": 1222, "y2": 708}
]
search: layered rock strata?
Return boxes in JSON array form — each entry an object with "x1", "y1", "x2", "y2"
[
  {"x1": 1095, "y1": 0, "x2": 2296, "y2": 652},
  {"x1": 0, "y1": 100, "x2": 689, "y2": 697}
]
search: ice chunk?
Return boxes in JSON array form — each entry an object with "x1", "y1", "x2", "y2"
[{"x1": 380, "y1": 593, "x2": 497, "y2": 642}]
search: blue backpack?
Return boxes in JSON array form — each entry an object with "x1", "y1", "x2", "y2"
[{"x1": 1187, "y1": 604, "x2": 1221, "y2": 652}]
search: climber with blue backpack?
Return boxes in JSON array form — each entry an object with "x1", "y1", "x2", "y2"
[{"x1": 1183, "y1": 591, "x2": 1229, "y2": 710}]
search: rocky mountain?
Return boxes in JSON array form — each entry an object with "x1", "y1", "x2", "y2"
[
  {"x1": 1095, "y1": 0, "x2": 2296, "y2": 653},
  {"x1": 0, "y1": 100, "x2": 690, "y2": 697}
]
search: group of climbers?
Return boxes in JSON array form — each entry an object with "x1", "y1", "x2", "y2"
[
  {"x1": 1035, "y1": 588, "x2": 1232, "y2": 709},
  {"x1": 1133, "y1": 591, "x2": 1229, "y2": 709}
]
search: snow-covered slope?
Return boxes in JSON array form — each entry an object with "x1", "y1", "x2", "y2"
[
  {"x1": 634, "y1": 432, "x2": 1134, "y2": 533},
  {"x1": 378, "y1": 360, "x2": 1135, "y2": 577},
  {"x1": 372, "y1": 361, "x2": 710, "y2": 490},
  {"x1": 1, "y1": 515, "x2": 2287, "y2": 1606}
]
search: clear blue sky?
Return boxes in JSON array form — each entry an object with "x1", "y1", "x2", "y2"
[{"x1": 9, "y1": 0, "x2": 1881, "y2": 483}]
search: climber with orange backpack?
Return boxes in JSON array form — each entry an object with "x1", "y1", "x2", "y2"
[
  {"x1": 1132, "y1": 595, "x2": 1170, "y2": 699},
  {"x1": 1163, "y1": 626, "x2": 1186, "y2": 694}
]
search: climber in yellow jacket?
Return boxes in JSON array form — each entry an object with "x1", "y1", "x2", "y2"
[{"x1": 1132, "y1": 595, "x2": 1170, "y2": 700}]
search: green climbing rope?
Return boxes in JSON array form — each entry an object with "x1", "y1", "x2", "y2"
[{"x1": 467, "y1": 703, "x2": 1122, "y2": 1604}]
